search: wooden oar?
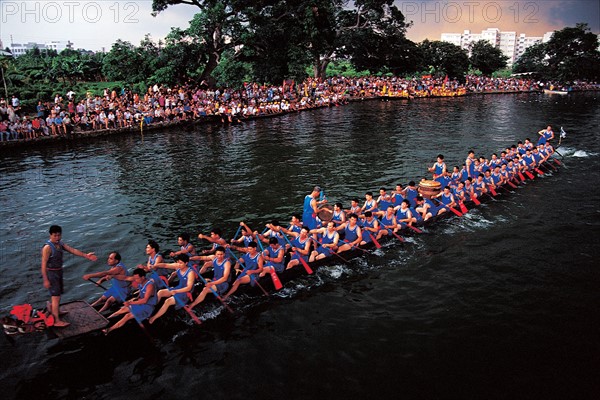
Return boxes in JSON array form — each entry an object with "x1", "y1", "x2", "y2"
[
  {"x1": 405, "y1": 224, "x2": 422, "y2": 234},
  {"x1": 506, "y1": 180, "x2": 518, "y2": 189},
  {"x1": 87, "y1": 278, "x2": 108, "y2": 291},
  {"x1": 255, "y1": 240, "x2": 283, "y2": 290},
  {"x1": 378, "y1": 222, "x2": 405, "y2": 243},
  {"x1": 433, "y1": 198, "x2": 463, "y2": 217},
  {"x1": 310, "y1": 237, "x2": 349, "y2": 263},
  {"x1": 368, "y1": 232, "x2": 382, "y2": 248},
  {"x1": 174, "y1": 292, "x2": 202, "y2": 325},
  {"x1": 534, "y1": 167, "x2": 545, "y2": 176},
  {"x1": 470, "y1": 194, "x2": 481, "y2": 206},
  {"x1": 488, "y1": 186, "x2": 498, "y2": 196},
  {"x1": 342, "y1": 239, "x2": 369, "y2": 253},
  {"x1": 525, "y1": 170, "x2": 535, "y2": 179},
  {"x1": 282, "y1": 234, "x2": 313, "y2": 275},
  {"x1": 457, "y1": 200, "x2": 468, "y2": 214},
  {"x1": 192, "y1": 266, "x2": 234, "y2": 314}
]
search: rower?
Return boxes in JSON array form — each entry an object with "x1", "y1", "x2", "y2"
[
  {"x1": 336, "y1": 213, "x2": 362, "y2": 253},
  {"x1": 193, "y1": 228, "x2": 228, "y2": 272},
  {"x1": 83, "y1": 251, "x2": 130, "y2": 312},
  {"x1": 331, "y1": 202, "x2": 347, "y2": 226},
  {"x1": 346, "y1": 197, "x2": 361, "y2": 215},
  {"x1": 453, "y1": 181, "x2": 468, "y2": 203},
  {"x1": 148, "y1": 254, "x2": 195, "y2": 324},
  {"x1": 285, "y1": 226, "x2": 311, "y2": 269},
  {"x1": 222, "y1": 242, "x2": 263, "y2": 300},
  {"x1": 286, "y1": 214, "x2": 303, "y2": 235},
  {"x1": 432, "y1": 186, "x2": 456, "y2": 214},
  {"x1": 376, "y1": 205, "x2": 399, "y2": 240},
  {"x1": 376, "y1": 188, "x2": 392, "y2": 212},
  {"x1": 169, "y1": 232, "x2": 196, "y2": 259},
  {"x1": 259, "y1": 237, "x2": 285, "y2": 277},
  {"x1": 189, "y1": 246, "x2": 231, "y2": 309},
  {"x1": 360, "y1": 192, "x2": 378, "y2": 215},
  {"x1": 308, "y1": 221, "x2": 340, "y2": 262},
  {"x1": 428, "y1": 154, "x2": 447, "y2": 182},
  {"x1": 258, "y1": 220, "x2": 286, "y2": 247},
  {"x1": 450, "y1": 166, "x2": 462, "y2": 187},
  {"x1": 391, "y1": 184, "x2": 405, "y2": 207},
  {"x1": 138, "y1": 239, "x2": 167, "y2": 289},
  {"x1": 537, "y1": 125, "x2": 554, "y2": 145},
  {"x1": 359, "y1": 211, "x2": 379, "y2": 245},
  {"x1": 103, "y1": 268, "x2": 157, "y2": 334},
  {"x1": 472, "y1": 175, "x2": 488, "y2": 198},
  {"x1": 415, "y1": 196, "x2": 437, "y2": 221},
  {"x1": 402, "y1": 181, "x2": 419, "y2": 207},
  {"x1": 394, "y1": 199, "x2": 417, "y2": 228},
  {"x1": 230, "y1": 222, "x2": 255, "y2": 247}
]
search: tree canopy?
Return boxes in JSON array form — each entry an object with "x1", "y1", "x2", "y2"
[{"x1": 469, "y1": 40, "x2": 508, "y2": 75}]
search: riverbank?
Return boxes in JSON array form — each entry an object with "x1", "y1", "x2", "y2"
[{"x1": 1, "y1": 87, "x2": 598, "y2": 151}]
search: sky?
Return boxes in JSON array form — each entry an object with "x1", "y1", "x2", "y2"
[{"x1": 0, "y1": 0, "x2": 598, "y2": 52}]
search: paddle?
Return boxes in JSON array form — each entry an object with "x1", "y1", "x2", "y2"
[
  {"x1": 378, "y1": 222, "x2": 405, "y2": 243},
  {"x1": 488, "y1": 186, "x2": 498, "y2": 196},
  {"x1": 405, "y1": 223, "x2": 423, "y2": 234},
  {"x1": 518, "y1": 171, "x2": 526, "y2": 182},
  {"x1": 433, "y1": 197, "x2": 463, "y2": 217},
  {"x1": 174, "y1": 292, "x2": 202, "y2": 325},
  {"x1": 87, "y1": 278, "x2": 108, "y2": 291},
  {"x1": 458, "y1": 200, "x2": 468, "y2": 214},
  {"x1": 506, "y1": 180, "x2": 518, "y2": 189},
  {"x1": 534, "y1": 167, "x2": 545, "y2": 176},
  {"x1": 255, "y1": 240, "x2": 283, "y2": 290},
  {"x1": 368, "y1": 232, "x2": 382, "y2": 248},
  {"x1": 282, "y1": 233, "x2": 313, "y2": 275},
  {"x1": 309, "y1": 237, "x2": 349, "y2": 263},
  {"x1": 191, "y1": 266, "x2": 234, "y2": 314},
  {"x1": 228, "y1": 248, "x2": 269, "y2": 297},
  {"x1": 342, "y1": 239, "x2": 369, "y2": 253},
  {"x1": 470, "y1": 194, "x2": 481, "y2": 206},
  {"x1": 525, "y1": 170, "x2": 535, "y2": 180}
]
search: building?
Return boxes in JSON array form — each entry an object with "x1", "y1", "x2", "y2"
[
  {"x1": 9, "y1": 40, "x2": 74, "y2": 57},
  {"x1": 441, "y1": 28, "x2": 554, "y2": 66}
]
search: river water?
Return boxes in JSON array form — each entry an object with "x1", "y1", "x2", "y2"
[{"x1": 1, "y1": 92, "x2": 599, "y2": 399}]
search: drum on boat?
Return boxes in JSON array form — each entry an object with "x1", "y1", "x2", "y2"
[
  {"x1": 418, "y1": 179, "x2": 441, "y2": 199},
  {"x1": 317, "y1": 204, "x2": 333, "y2": 222}
]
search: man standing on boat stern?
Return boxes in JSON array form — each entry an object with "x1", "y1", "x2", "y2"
[
  {"x1": 303, "y1": 186, "x2": 327, "y2": 230},
  {"x1": 41, "y1": 225, "x2": 98, "y2": 327}
]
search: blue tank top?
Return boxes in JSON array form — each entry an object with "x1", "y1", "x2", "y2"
[
  {"x1": 303, "y1": 195, "x2": 314, "y2": 218},
  {"x1": 242, "y1": 252, "x2": 260, "y2": 273},
  {"x1": 175, "y1": 267, "x2": 193, "y2": 290},
  {"x1": 212, "y1": 258, "x2": 228, "y2": 282},
  {"x1": 321, "y1": 231, "x2": 337, "y2": 245},
  {"x1": 381, "y1": 214, "x2": 395, "y2": 227},
  {"x1": 344, "y1": 224, "x2": 359, "y2": 242},
  {"x1": 434, "y1": 162, "x2": 445, "y2": 175},
  {"x1": 266, "y1": 246, "x2": 284, "y2": 270},
  {"x1": 45, "y1": 240, "x2": 64, "y2": 271},
  {"x1": 332, "y1": 210, "x2": 344, "y2": 223},
  {"x1": 139, "y1": 279, "x2": 157, "y2": 307},
  {"x1": 148, "y1": 253, "x2": 161, "y2": 266},
  {"x1": 441, "y1": 192, "x2": 453, "y2": 205},
  {"x1": 110, "y1": 262, "x2": 130, "y2": 291}
]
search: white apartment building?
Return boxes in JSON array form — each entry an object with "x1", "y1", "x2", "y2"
[
  {"x1": 441, "y1": 28, "x2": 554, "y2": 66},
  {"x1": 9, "y1": 40, "x2": 74, "y2": 57}
]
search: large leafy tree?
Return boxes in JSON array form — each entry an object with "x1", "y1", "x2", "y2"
[
  {"x1": 102, "y1": 40, "x2": 147, "y2": 83},
  {"x1": 152, "y1": 0, "x2": 248, "y2": 85},
  {"x1": 544, "y1": 23, "x2": 600, "y2": 81},
  {"x1": 513, "y1": 42, "x2": 547, "y2": 75},
  {"x1": 418, "y1": 40, "x2": 470, "y2": 80},
  {"x1": 469, "y1": 40, "x2": 508, "y2": 75}
]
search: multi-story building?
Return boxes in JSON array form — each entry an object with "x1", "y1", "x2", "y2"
[
  {"x1": 441, "y1": 28, "x2": 554, "y2": 66},
  {"x1": 9, "y1": 40, "x2": 74, "y2": 57}
]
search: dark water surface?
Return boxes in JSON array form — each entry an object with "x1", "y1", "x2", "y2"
[{"x1": 1, "y1": 93, "x2": 599, "y2": 399}]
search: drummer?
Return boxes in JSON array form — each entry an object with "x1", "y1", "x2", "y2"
[{"x1": 302, "y1": 186, "x2": 327, "y2": 230}]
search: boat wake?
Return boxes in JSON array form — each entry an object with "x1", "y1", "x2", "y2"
[{"x1": 559, "y1": 146, "x2": 597, "y2": 158}]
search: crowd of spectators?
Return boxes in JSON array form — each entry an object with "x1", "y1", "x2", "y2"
[{"x1": 0, "y1": 76, "x2": 598, "y2": 142}]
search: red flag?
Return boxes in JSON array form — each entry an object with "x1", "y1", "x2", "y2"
[{"x1": 443, "y1": 75, "x2": 448, "y2": 85}]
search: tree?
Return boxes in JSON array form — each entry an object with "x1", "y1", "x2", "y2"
[
  {"x1": 152, "y1": 0, "x2": 248, "y2": 85},
  {"x1": 102, "y1": 40, "x2": 147, "y2": 83},
  {"x1": 418, "y1": 40, "x2": 469, "y2": 80},
  {"x1": 513, "y1": 42, "x2": 547, "y2": 75},
  {"x1": 469, "y1": 40, "x2": 508, "y2": 75},
  {"x1": 544, "y1": 23, "x2": 600, "y2": 81}
]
